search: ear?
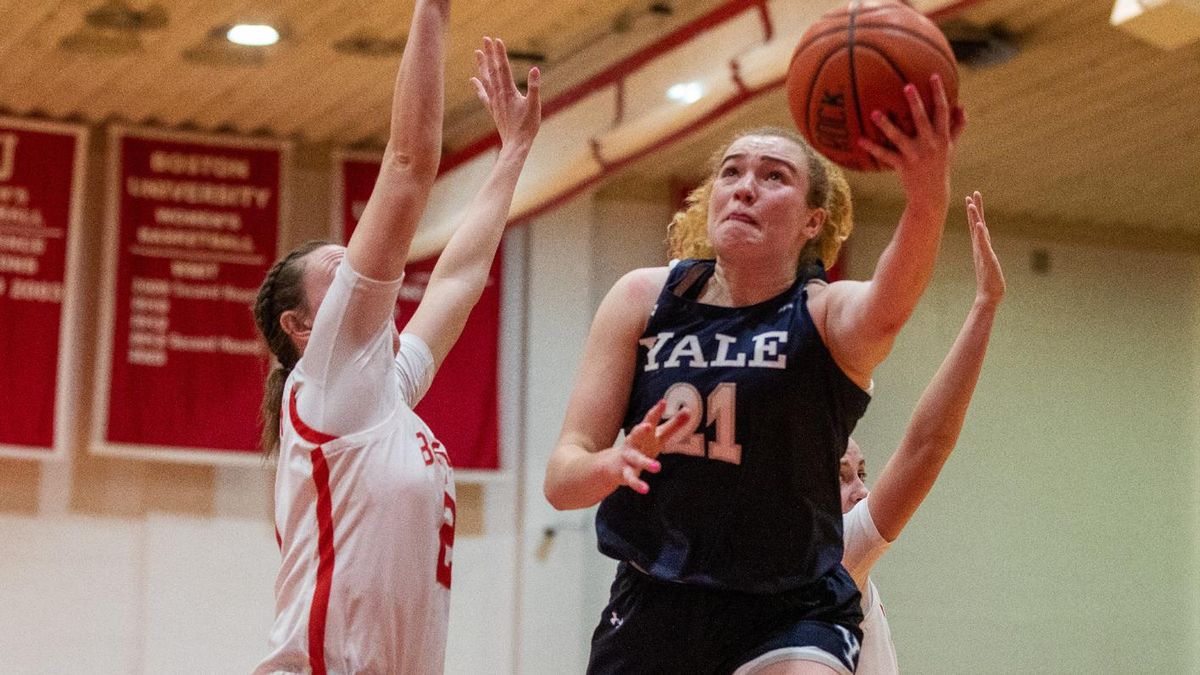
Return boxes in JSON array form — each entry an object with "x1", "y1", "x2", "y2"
[
  {"x1": 279, "y1": 308, "x2": 311, "y2": 343},
  {"x1": 803, "y1": 207, "x2": 826, "y2": 240}
]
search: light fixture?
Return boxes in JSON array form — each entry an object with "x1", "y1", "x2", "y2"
[
  {"x1": 227, "y1": 24, "x2": 280, "y2": 47},
  {"x1": 1110, "y1": 0, "x2": 1200, "y2": 49},
  {"x1": 666, "y1": 82, "x2": 703, "y2": 105}
]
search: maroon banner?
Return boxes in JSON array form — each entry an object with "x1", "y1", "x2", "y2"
[
  {"x1": 0, "y1": 118, "x2": 87, "y2": 458},
  {"x1": 337, "y1": 153, "x2": 501, "y2": 470},
  {"x1": 96, "y1": 129, "x2": 285, "y2": 460}
]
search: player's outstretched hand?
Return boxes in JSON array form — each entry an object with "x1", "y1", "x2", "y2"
[
  {"x1": 597, "y1": 400, "x2": 690, "y2": 496},
  {"x1": 471, "y1": 36, "x2": 541, "y2": 153},
  {"x1": 966, "y1": 191, "x2": 1005, "y2": 306}
]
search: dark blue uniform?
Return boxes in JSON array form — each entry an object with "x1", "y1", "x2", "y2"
[{"x1": 589, "y1": 259, "x2": 871, "y2": 674}]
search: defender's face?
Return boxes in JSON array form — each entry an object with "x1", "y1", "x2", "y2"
[
  {"x1": 840, "y1": 439, "x2": 869, "y2": 514},
  {"x1": 300, "y1": 244, "x2": 346, "y2": 320}
]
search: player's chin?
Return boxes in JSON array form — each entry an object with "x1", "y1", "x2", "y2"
[{"x1": 712, "y1": 232, "x2": 771, "y2": 262}]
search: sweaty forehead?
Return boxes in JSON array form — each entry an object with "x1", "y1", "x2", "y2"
[
  {"x1": 308, "y1": 244, "x2": 345, "y2": 271},
  {"x1": 723, "y1": 135, "x2": 807, "y2": 164}
]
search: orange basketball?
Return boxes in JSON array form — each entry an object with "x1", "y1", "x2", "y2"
[{"x1": 786, "y1": 0, "x2": 959, "y2": 171}]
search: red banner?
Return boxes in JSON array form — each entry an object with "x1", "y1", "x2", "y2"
[
  {"x1": 0, "y1": 118, "x2": 87, "y2": 458},
  {"x1": 337, "y1": 153, "x2": 501, "y2": 470},
  {"x1": 95, "y1": 129, "x2": 286, "y2": 461}
]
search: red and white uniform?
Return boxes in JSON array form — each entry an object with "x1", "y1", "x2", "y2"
[
  {"x1": 256, "y1": 260, "x2": 455, "y2": 675},
  {"x1": 843, "y1": 498, "x2": 898, "y2": 675}
]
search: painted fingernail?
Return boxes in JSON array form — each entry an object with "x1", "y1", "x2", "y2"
[
  {"x1": 871, "y1": 110, "x2": 884, "y2": 121},
  {"x1": 904, "y1": 84, "x2": 916, "y2": 95},
  {"x1": 637, "y1": 484, "x2": 649, "y2": 494},
  {"x1": 649, "y1": 460, "x2": 661, "y2": 472}
]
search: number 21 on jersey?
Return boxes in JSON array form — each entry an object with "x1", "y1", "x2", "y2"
[{"x1": 661, "y1": 382, "x2": 741, "y2": 465}]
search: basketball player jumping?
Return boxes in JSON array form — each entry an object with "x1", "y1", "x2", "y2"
[
  {"x1": 544, "y1": 74, "x2": 963, "y2": 675},
  {"x1": 250, "y1": 10, "x2": 541, "y2": 671}
]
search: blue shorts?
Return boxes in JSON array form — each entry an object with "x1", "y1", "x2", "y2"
[{"x1": 587, "y1": 563, "x2": 863, "y2": 675}]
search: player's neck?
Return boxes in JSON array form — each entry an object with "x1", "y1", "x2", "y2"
[{"x1": 705, "y1": 259, "x2": 796, "y2": 307}]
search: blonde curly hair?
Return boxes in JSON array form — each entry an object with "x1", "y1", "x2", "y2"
[{"x1": 666, "y1": 127, "x2": 853, "y2": 269}]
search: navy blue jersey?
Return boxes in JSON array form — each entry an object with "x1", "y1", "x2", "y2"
[{"x1": 596, "y1": 259, "x2": 871, "y2": 593}]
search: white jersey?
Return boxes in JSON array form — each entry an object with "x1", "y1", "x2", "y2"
[
  {"x1": 843, "y1": 498, "x2": 898, "y2": 675},
  {"x1": 256, "y1": 260, "x2": 455, "y2": 675}
]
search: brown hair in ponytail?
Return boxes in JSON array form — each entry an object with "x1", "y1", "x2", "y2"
[{"x1": 252, "y1": 240, "x2": 331, "y2": 456}]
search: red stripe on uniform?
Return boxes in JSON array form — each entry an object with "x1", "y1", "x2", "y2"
[
  {"x1": 308, "y1": 447, "x2": 336, "y2": 675},
  {"x1": 289, "y1": 385, "x2": 338, "y2": 445},
  {"x1": 287, "y1": 384, "x2": 340, "y2": 674}
]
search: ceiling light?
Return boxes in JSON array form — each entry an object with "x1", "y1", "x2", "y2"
[
  {"x1": 227, "y1": 24, "x2": 279, "y2": 47},
  {"x1": 1110, "y1": 0, "x2": 1200, "y2": 49},
  {"x1": 666, "y1": 82, "x2": 703, "y2": 105}
]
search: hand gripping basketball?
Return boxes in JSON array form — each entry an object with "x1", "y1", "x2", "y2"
[
  {"x1": 787, "y1": 0, "x2": 964, "y2": 172},
  {"x1": 857, "y1": 73, "x2": 961, "y2": 203}
]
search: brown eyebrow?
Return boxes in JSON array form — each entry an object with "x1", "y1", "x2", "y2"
[{"x1": 719, "y1": 153, "x2": 800, "y2": 175}]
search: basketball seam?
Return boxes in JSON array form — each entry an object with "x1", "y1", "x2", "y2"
[
  {"x1": 847, "y1": 0, "x2": 875, "y2": 170},
  {"x1": 794, "y1": 4, "x2": 893, "y2": 52},
  {"x1": 796, "y1": 22, "x2": 955, "y2": 72},
  {"x1": 854, "y1": 43, "x2": 916, "y2": 96},
  {"x1": 801, "y1": 20, "x2": 849, "y2": 153},
  {"x1": 853, "y1": 24, "x2": 958, "y2": 73}
]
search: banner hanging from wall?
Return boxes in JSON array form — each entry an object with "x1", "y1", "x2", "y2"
[
  {"x1": 334, "y1": 152, "x2": 501, "y2": 471},
  {"x1": 93, "y1": 128, "x2": 288, "y2": 464},
  {"x1": 0, "y1": 117, "x2": 88, "y2": 460}
]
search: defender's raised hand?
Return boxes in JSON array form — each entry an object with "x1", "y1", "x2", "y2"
[
  {"x1": 966, "y1": 191, "x2": 1005, "y2": 306},
  {"x1": 472, "y1": 37, "x2": 541, "y2": 153}
]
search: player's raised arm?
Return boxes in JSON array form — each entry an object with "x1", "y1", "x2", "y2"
[
  {"x1": 404, "y1": 37, "x2": 540, "y2": 369},
  {"x1": 346, "y1": 0, "x2": 450, "y2": 283},
  {"x1": 867, "y1": 191, "x2": 1003, "y2": 541},
  {"x1": 814, "y1": 75, "x2": 966, "y2": 384}
]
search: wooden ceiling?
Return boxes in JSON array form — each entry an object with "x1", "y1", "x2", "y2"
[
  {"x1": 2, "y1": 0, "x2": 1199, "y2": 242},
  {"x1": 0, "y1": 0, "x2": 734, "y2": 147},
  {"x1": 605, "y1": 0, "x2": 1200, "y2": 243}
]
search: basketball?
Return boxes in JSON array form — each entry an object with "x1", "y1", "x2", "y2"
[{"x1": 786, "y1": 0, "x2": 959, "y2": 171}]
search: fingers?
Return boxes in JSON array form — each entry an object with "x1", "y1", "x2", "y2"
[
  {"x1": 904, "y1": 81, "x2": 934, "y2": 139},
  {"x1": 619, "y1": 447, "x2": 660, "y2": 495},
  {"x1": 470, "y1": 77, "x2": 488, "y2": 106},
  {"x1": 473, "y1": 47, "x2": 492, "y2": 96},
  {"x1": 493, "y1": 38, "x2": 515, "y2": 92},
  {"x1": 622, "y1": 465, "x2": 649, "y2": 494},
  {"x1": 857, "y1": 135, "x2": 901, "y2": 170},
  {"x1": 867, "y1": 109, "x2": 910, "y2": 155},
  {"x1": 484, "y1": 37, "x2": 502, "y2": 95},
  {"x1": 640, "y1": 399, "x2": 668, "y2": 427},
  {"x1": 656, "y1": 408, "x2": 691, "y2": 445},
  {"x1": 929, "y1": 73, "x2": 950, "y2": 136},
  {"x1": 965, "y1": 190, "x2": 985, "y2": 229},
  {"x1": 526, "y1": 66, "x2": 541, "y2": 107}
]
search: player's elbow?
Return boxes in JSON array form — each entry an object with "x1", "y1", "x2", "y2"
[
  {"x1": 543, "y1": 475, "x2": 572, "y2": 511},
  {"x1": 381, "y1": 144, "x2": 440, "y2": 185}
]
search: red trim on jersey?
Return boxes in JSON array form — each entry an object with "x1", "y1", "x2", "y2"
[
  {"x1": 289, "y1": 385, "x2": 338, "y2": 445},
  {"x1": 308, "y1": 447, "x2": 336, "y2": 675},
  {"x1": 288, "y1": 384, "x2": 340, "y2": 675}
]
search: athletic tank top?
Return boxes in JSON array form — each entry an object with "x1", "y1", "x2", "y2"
[{"x1": 595, "y1": 259, "x2": 871, "y2": 593}]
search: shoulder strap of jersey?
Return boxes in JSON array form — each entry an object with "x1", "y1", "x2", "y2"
[{"x1": 668, "y1": 259, "x2": 716, "y2": 301}]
